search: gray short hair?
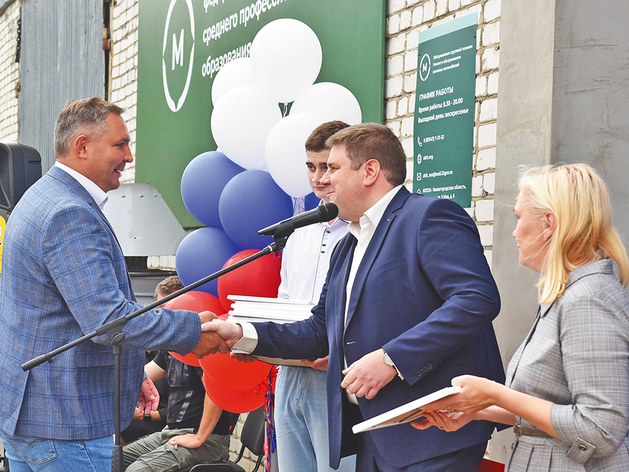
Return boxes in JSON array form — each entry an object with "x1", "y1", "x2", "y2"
[{"x1": 54, "y1": 97, "x2": 125, "y2": 158}]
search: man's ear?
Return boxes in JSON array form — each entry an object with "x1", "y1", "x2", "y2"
[
  {"x1": 72, "y1": 135, "x2": 89, "y2": 160},
  {"x1": 363, "y1": 159, "x2": 381, "y2": 186}
]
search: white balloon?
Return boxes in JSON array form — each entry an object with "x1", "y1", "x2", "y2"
[
  {"x1": 250, "y1": 19, "x2": 322, "y2": 104},
  {"x1": 211, "y1": 86, "x2": 282, "y2": 170},
  {"x1": 291, "y1": 82, "x2": 362, "y2": 125},
  {"x1": 265, "y1": 113, "x2": 326, "y2": 197},
  {"x1": 211, "y1": 58, "x2": 256, "y2": 106}
]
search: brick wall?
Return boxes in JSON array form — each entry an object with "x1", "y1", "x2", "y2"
[
  {"x1": 110, "y1": 0, "x2": 139, "y2": 186},
  {"x1": 385, "y1": 0, "x2": 500, "y2": 262},
  {"x1": 0, "y1": 0, "x2": 19, "y2": 142}
]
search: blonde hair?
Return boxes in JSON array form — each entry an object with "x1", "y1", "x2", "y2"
[{"x1": 518, "y1": 163, "x2": 629, "y2": 304}]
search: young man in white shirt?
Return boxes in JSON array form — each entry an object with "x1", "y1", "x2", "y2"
[{"x1": 274, "y1": 121, "x2": 356, "y2": 472}]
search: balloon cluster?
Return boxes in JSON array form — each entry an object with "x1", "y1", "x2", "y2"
[
  {"x1": 166, "y1": 295, "x2": 276, "y2": 413},
  {"x1": 173, "y1": 19, "x2": 362, "y2": 412}
]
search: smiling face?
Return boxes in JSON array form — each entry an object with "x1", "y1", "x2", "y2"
[
  {"x1": 513, "y1": 192, "x2": 550, "y2": 273},
  {"x1": 84, "y1": 113, "x2": 133, "y2": 192},
  {"x1": 321, "y1": 144, "x2": 367, "y2": 222}
]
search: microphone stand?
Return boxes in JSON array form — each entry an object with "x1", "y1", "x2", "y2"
[{"x1": 22, "y1": 228, "x2": 294, "y2": 472}]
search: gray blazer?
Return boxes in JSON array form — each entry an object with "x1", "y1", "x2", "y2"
[{"x1": 506, "y1": 259, "x2": 629, "y2": 471}]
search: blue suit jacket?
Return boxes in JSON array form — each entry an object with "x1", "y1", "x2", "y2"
[
  {"x1": 0, "y1": 166, "x2": 201, "y2": 439},
  {"x1": 253, "y1": 187, "x2": 505, "y2": 468}
]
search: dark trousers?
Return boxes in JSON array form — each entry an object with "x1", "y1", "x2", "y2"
[{"x1": 356, "y1": 431, "x2": 487, "y2": 472}]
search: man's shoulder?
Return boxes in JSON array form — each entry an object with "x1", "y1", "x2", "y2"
[
  {"x1": 16, "y1": 168, "x2": 88, "y2": 211},
  {"x1": 397, "y1": 191, "x2": 471, "y2": 219}
]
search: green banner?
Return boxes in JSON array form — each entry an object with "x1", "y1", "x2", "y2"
[
  {"x1": 413, "y1": 14, "x2": 477, "y2": 208},
  {"x1": 137, "y1": 0, "x2": 385, "y2": 227}
]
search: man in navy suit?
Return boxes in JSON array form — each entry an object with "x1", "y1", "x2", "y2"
[
  {"x1": 207, "y1": 123, "x2": 504, "y2": 471},
  {"x1": 0, "y1": 97, "x2": 227, "y2": 471}
]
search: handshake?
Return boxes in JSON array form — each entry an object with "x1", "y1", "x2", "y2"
[{"x1": 189, "y1": 313, "x2": 245, "y2": 358}]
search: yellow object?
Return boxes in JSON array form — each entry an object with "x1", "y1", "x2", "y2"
[{"x1": 0, "y1": 215, "x2": 5, "y2": 273}]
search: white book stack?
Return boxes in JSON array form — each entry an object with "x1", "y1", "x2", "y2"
[
  {"x1": 226, "y1": 294, "x2": 314, "y2": 324},
  {"x1": 227, "y1": 295, "x2": 315, "y2": 366}
]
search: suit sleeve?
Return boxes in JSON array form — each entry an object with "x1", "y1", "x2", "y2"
[
  {"x1": 383, "y1": 198, "x2": 501, "y2": 384},
  {"x1": 550, "y1": 291, "x2": 629, "y2": 461},
  {"x1": 250, "y1": 236, "x2": 346, "y2": 360},
  {"x1": 43, "y1": 204, "x2": 200, "y2": 353}
]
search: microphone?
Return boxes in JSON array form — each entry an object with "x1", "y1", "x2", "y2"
[{"x1": 258, "y1": 202, "x2": 339, "y2": 236}]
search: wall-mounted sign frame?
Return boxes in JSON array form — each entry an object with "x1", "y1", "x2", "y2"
[{"x1": 413, "y1": 13, "x2": 478, "y2": 208}]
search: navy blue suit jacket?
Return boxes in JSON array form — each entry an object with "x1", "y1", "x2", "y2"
[{"x1": 253, "y1": 187, "x2": 504, "y2": 468}]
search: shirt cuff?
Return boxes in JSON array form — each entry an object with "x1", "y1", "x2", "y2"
[{"x1": 231, "y1": 322, "x2": 258, "y2": 354}]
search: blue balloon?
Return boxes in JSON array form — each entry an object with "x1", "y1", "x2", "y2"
[
  {"x1": 219, "y1": 170, "x2": 293, "y2": 249},
  {"x1": 181, "y1": 151, "x2": 244, "y2": 227},
  {"x1": 176, "y1": 227, "x2": 244, "y2": 296},
  {"x1": 304, "y1": 192, "x2": 320, "y2": 211}
]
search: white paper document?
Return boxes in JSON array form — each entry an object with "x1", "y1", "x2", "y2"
[
  {"x1": 227, "y1": 295, "x2": 315, "y2": 366},
  {"x1": 352, "y1": 386, "x2": 462, "y2": 434}
]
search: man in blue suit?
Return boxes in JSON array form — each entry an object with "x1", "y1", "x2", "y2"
[
  {"x1": 207, "y1": 123, "x2": 504, "y2": 471},
  {"x1": 0, "y1": 97, "x2": 227, "y2": 471}
]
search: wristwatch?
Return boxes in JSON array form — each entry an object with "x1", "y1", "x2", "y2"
[
  {"x1": 382, "y1": 350, "x2": 404, "y2": 380},
  {"x1": 143, "y1": 413, "x2": 151, "y2": 422}
]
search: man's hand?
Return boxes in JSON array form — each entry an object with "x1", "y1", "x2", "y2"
[
  {"x1": 201, "y1": 319, "x2": 244, "y2": 349},
  {"x1": 168, "y1": 433, "x2": 204, "y2": 449},
  {"x1": 231, "y1": 353, "x2": 258, "y2": 362},
  {"x1": 341, "y1": 349, "x2": 396, "y2": 400},
  {"x1": 301, "y1": 355, "x2": 329, "y2": 370},
  {"x1": 199, "y1": 310, "x2": 217, "y2": 324},
  {"x1": 190, "y1": 311, "x2": 230, "y2": 358},
  {"x1": 191, "y1": 332, "x2": 230, "y2": 358},
  {"x1": 138, "y1": 376, "x2": 160, "y2": 414},
  {"x1": 132, "y1": 407, "x2": 144, "y2": 420}
]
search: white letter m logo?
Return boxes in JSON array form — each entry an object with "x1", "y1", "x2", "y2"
[{"x1": 172, "y1": 29, "x2": 184, "y2": 70}]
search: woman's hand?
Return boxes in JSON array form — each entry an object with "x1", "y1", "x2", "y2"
[
  {"x1": 419, "y1": 375, "x2": 500, "y2": 415},
  {"x1": 412, "y1": 375, "x2": 521, "y2": 433},
  {"x1": 412, "y1": 410, "x2": 473, "y2": 432}
]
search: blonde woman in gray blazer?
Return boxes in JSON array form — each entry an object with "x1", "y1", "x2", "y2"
[{"x1": 414, "y1": 163, "x2": 629, "y2": 471}]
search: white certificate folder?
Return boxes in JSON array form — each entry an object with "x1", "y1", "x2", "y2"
[{"x1": 352, "y1": 386, "x2": 462, "y2": 433}]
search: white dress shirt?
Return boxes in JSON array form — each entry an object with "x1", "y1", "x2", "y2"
[
  {"x1": 54, "y1": 161, "x2": 109, "y2": 210},
  {"x1": 234, "y1": 186, "x2": 403, "y2": 359},
  {"x1": 278, "y1": 217, "x2": 348, "y2": 303}
]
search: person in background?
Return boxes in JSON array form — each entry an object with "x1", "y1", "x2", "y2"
[
  {"x1": 121, "y1": 276, "x2": 185, "y2": 444},
  {"x1": 414, "y1": 164, "x2": 629, "y2": 471},
  {"x1": 206, "y1": 123, "x2": 504, "y2": 471},
  {"x1": 0, "y1": 97, "x2": 227, "y2": 471},
  {"x1": 122, "y1": 350, "x2": 239, "y2": 472},
  {"x1": 154, "y1": 276, "x2": 184, "y2": 302},
  {"x1": 274, "y1": 121, "x2": 356, "y2": 472}
]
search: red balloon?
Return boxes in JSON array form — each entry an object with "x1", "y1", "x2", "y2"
[
  {"x1": 202, "y1": 373, "x2": 268, "y2": 414},
  {"x1": 165, "y1": 291, "x2": 225, "y2": 367},
  {"x1": 163, "y1": 291, "x2": 226, "y2": 315},
  {"x1": 217, "y1": 250, "x2": 282, "y2": 312},
  {"x1": 199, "y1": 349, "x2": 272, "y2": 390}
]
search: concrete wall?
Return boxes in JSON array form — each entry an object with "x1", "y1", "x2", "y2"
[{"x1": 491, "y1": 0, "x2": 629, "y2": 462}]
